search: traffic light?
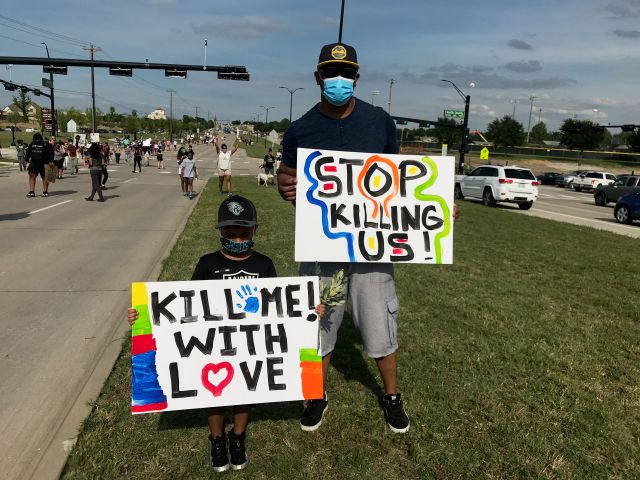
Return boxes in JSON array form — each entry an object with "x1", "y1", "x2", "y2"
[
  {"x1": 621, "y1": 124, "x2": 636, "y2": 132},
  {"x1": 33, "y1": 89, "x2": 42, "y2": 96},
  {"x1": 464, "y1": 128, "x2": 470, "y2": 141},
  {"x1": 165, "y1": 68, "x2": 187, "y2": 78},
  {"x1": 3, "y1": 82, "x2": 18, "y2": 91},
  {"x1": 396, "y1": 119, "x2": 408, "y2": 125},
  {"x1": 43, "y1": 65, "x2": 68, "y2": 75},
  {"x1": 109, "y1": 67, "x2": 133, "y2": 77},
  {"x1": 217, "y1": 72, "x2": 250, "y2": 81},
  {"x1": 419, "y1": 122, "x2": 431, "y2": 128}
]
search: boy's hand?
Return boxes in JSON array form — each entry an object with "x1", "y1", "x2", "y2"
[
  {"x1": 314, "y1": 304, "x2": 326, "y2": 318},
  {"x1": 127, "y1": 307, "x2": 139, "y2": 326}
]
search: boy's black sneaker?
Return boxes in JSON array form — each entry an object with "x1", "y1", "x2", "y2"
[
  {"x1": 300, "y1": 392, "x2": 328, "y2": 431},
  {"x1": 381, "y1": 393, "x2": 410, "y2": 433},
  {"x1": 227, "y1": 430, "x2": 248, "y2": 471},
  {"x1": 208, "y1": 434, "x2": 230, "y2": 472}
]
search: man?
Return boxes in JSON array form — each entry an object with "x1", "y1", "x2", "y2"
[
  {"x1": 277, "y1": 42, "x2": 411, "y2": 434},
  {"x1": 66, "y1": 139, "x2": 78, "y2": 175},
  {"x1": 262, "y1": 148, "x2": 276, "y2": 175},
  {"x1": 214, "y1": 136, "x2": 239, "y2": 196},
  {"x1": 16, "y1": 139, "x2": 26, "y2": 172},
  {"x1": 25, "y1": 132, "x2": 54, "y2": 197}
]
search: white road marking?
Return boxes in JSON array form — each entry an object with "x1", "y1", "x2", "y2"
[
  {"x1": 29, "y1": 200, "x2": 72, "y2": 215},
  {"x1": 526, "y1": 207, "x2": 639, "y2": 231},
  {"x1": 122, "y1": 178, "x2": 137, "y2": 183}
]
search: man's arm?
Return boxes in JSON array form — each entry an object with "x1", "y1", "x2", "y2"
[
  {"x1": 276, "y1": 162, "x2": 297, "y2": 202},
  {"x1": 213, "y1": 136, "x2": 220, "y2": 154},
  {"x1": 231, "y1": 137, "x2": 240, "y2": 155}
]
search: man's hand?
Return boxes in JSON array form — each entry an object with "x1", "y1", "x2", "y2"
[
  {"x1": 277, "y1": 163, "x2": 297, "y2": 202},
  {"x1": 453, "y1": 203, "x2": 460, "y2": 223}
]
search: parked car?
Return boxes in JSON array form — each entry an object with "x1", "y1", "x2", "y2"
[
  {"x1": 613, "y1": 191, "x2": 640, "y2": 224},
  {"x1": 555, "y1": 170, "x2": 586, "y2": 188},
  {"x1": 594, "y1": 175, "x2": 640, "y2": 206},
  {"x1": 536, "y1": 172, "x2": 561, "y2": 185},
  {"x1": 455, "y1": 165, "x2": 539, "y2": 210},
  {"x1": 3, "y1": 126, "x2": 22, "y2": 132},
  {"x1": 571, "y1": 171, "x2": 616, "y2": 192},
  {"x1": 25, "y1": 127, "x2": 39, "y2": 133}
]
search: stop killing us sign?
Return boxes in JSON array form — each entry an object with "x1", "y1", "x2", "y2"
[
  {"x1": 295, "y1": 149, "x2": 455, "y2": 264},
  {"x1": 130, "y1": 277, "x2": 322, "y2": 414}
]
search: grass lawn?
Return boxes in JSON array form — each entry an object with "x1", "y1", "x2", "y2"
[{"x1": 62, "y1": 177, "x2": 640, "y2": 479}]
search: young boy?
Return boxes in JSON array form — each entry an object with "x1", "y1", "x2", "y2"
[
  {"x1": 129, "y1": 195, "x2": 325, "y2": 472},
  {"x1": 181, "y1": 150, "x2": 197, "y2": 199}
]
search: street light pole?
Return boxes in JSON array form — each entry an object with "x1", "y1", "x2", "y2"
[
  {"x1": 387, "y1": 79, "x2": 395, "y2": 114},
  {"x1": 41, "y1": 42, "x2": 56, "y2": 137},
  {"x1": 371, "y1": 90, "x2": 380, "y2": 106},
  {"x1": 442, "y1": 79, "x2": 473, "y2": 174},
  {"x1": 526, "y1": 95, "x2": 536, "y2": 144},
  {"x1": 279, "y1": 86, "x2": 303, "y2": 126},
  {"x1": 259, "y1": 105, "x2": 275, "y2": 148}
]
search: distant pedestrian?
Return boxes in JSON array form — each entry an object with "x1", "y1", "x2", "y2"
[
  {"x1": 181, "y1": 150, "x2": 197, "y2": 199},
  {"x1": 177, "y1": 148, "x2": 186, "y2": 195},
  {"x1": 16, "y1": 139, "x2": 26, "y2": 171},
  {"x1": 262, "y1": 148, "x2": 275, "y2": 175},
  {"x1": 85, "y1": 143, "x2": 105, "y2": 202},
  {"x1": 66, "y1": 139, "x2": 78, "y2": 175},
  {"x1": 214, "y1": 136, "x2": 239, "y2": 195},
  {"x1": 53, "y1": 142, "x2": 65, "y2": 179},
  {"x1": 156, "y1": 145, "x2": 164, "y2": 169},
  {"x1": 132, "y1": 143, "x2": 143, "y2": 173},
  {"x1": 124, "y1": 143, "x2": 132, "y2": 163},
  {"x1": 25, "y1": 132, "x2": 54, "y2": 197},
  {"x1": 114, "y1": 144, "x2": 122, "y2": 164}
]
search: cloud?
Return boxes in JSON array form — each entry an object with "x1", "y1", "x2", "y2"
[
  {"x1": 507, "y1": 39, "x2": 533, "y2": 50},
  {"x1": 318, "y1": 16, "x2": 340, "y2": 26},
  {"x1": 428, "y1": 64, "x2": 494, "y2": 73},
  {"x1": 191, "y1": 16, "x2": 290, "y2": 39},
  {"x1": 504, "y1": 60, "x2": 542, "y2": 73},
  {"x1": 470, "y1": 104, "x2": 498, "y2": 118},
  {"x1": 604, "y1": 0, "x2": 640, "y2": 19},
  {"x1": 613, "y1": 29, "x2": 640, "y2": 38}
]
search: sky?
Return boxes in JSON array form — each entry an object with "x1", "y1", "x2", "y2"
[{"x1": 1, "y1": 0, "x2": 639, "y2": 131}]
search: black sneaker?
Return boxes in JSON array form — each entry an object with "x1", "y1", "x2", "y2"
[
  {"x1": 300, "y1": 392, "x2": 328, "y2": 431},
  {"x1": 208, "y1": 435, "x2": 230, "y2": 472},
  {"x1": 381, "y1": 393, "x2": 410, "y2": 433},
  {"x1": 227, "y1": 430, "x2": 248, "y2": 471}
]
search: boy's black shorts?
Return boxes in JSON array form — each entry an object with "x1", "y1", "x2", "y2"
[{"x1": 28, "y1": 163, "x2": 46, "y2": 179}]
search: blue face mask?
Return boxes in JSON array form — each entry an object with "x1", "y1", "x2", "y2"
[
  {"x1": 323, "y1": 76, "x2": 355, "y2": 106},
  {"x1": 220, "y1": 237, "x2": 254, "y2": 256}
]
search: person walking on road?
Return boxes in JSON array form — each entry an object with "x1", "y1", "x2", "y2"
[
  {"x1": 25, "y1": 132, "x2": 54, "y2": 197},
  {"x1": 16, "y1": 139, "x2": 26, "y2": 172},
  {"x1": 66, "y1": 139, "x2": 79, "y2": 175},
  {"x1": 181, "y1": 149, "x2": 197, "y2": 199},
  {"x1": 214, "y1": 136, "x2": 239, "y2": 196},
  {"x1": 262, "y1": 148, "x2": 276, "y2": 175},
  {"x1": 132, "y1": 143, "x2": 143, "y2": 173},
  {"x1": 85, "y1": 143, "x2": 105, "y2": 202}
]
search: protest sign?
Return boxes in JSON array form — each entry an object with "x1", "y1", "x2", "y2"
[
  {"x1": 131, "y1": 277, "x2": 322, "y2": 414},
  {"x1": 295, "y1": 149, "x2": 455, "y2": 264}
]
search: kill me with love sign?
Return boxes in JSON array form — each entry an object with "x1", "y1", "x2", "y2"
[
  {"x1": 295, "y1": 148, "x2": 455, "y2": 264},
  {"x1": 130, "y1": 277, "x2": 322, "y2": 414}
]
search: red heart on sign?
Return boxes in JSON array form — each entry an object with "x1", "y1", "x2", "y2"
[{"x1": 201, "y1": 362, "x2": 234, "y2": 397}]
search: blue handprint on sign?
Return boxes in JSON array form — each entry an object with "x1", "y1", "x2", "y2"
[{"x1": 236, "y1": 284, "x2": 259, "y2": 313}]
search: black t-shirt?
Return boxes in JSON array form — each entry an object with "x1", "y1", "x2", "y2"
[
  {"x1": 281, "y1": 97, "x2": 399, "y2": 168},
  {"x1": 191, "y1": 250, "x2": 277, "y2": 281},
  {"x1": 25, "y1": 141, "x2": 54, "y2": 165},
  {"x1": 263, "y1": 154, "x2": 275, "y2": 168}
]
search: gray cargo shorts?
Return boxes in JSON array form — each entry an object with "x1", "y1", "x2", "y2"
[{"x1": 300, "y1": 262, "x2": 399, "y2": 358}]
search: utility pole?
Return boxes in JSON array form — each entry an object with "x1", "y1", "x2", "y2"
[
  {"x1": 510, "y1": 98, "x2": 518, "y2": 118},
  {"x1": 387, "y1": 78, "x2": 395, "y2": 114},
  {"x1": 41, "y1": 43, "x2": 56, "y2": 137},
  {"x1": 167, "y1": 89, "x2": 175, "y2": 141},
  {"x1": 526, "y1": 95, "x2": 536, "y2": 144},
  {"x1": 259, "y1": 105, "x2": 275, "y2": 148},
  {"x1": 195, "y1": 106, "x2": 199, "y2": 120},
  {"x1": 371, "y1": 90, "x2": 380, "y2": 106},
  {"x1": 83, "y1": 44, "x2": 101, "y2": 133},
  {"x1": 538, "y1": 107, "x2": 542, "y2": 124}
]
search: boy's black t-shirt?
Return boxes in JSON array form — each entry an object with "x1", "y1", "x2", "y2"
[
  {"x1": 191, "y1": 250, "x2": 277, "y2": 281},
  {"x1": 281, "y1": 97, "x2": 399, "y2": 168}
]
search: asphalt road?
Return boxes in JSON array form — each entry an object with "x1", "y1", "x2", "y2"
[
  {"x1": 0, "y1": 139, "x2": 262, "y2": 480},
  {"x1": 480, "y1": 185, "x2": 640, "y2": 238}
]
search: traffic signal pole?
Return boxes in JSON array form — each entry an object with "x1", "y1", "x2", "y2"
[
  {"x1": 41, "y1": 43, "x2": 56, "y2": 137},
  {"x1": 459, "y1": 95, "x2": 470, "y2": 174}
]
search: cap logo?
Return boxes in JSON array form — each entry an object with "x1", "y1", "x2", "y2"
[
  {"x1": 331, "y1": 45, "x2": 347, "y2": 60},
  {"x1": 227, "y1": 201, "x2": 244, "y2": 216}
]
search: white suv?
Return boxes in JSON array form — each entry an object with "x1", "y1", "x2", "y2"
[
  {"x1": 571, "y1": 171, "x2": 616, "y2": 192},
  {"x1": 455, "y1": 165, "x2": 539, "y2": 210}
]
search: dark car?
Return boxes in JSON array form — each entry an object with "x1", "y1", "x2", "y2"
[
  {"x1": 594, "y1": 175, "x2": 640, "y2": 206},
  {"x1": 536, "y1": 172, "x2": 561, "y2": 185},
  {"x1": 613, "y1": 191, "x2": 640, "y2": 224},
  {"x1": 555, "y1": 170, "x2": 586, "y2": 187}
]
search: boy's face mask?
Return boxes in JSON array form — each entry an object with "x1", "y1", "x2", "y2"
[{"x1": 220, "y1": 237, "x2": 254, "y2": 256}]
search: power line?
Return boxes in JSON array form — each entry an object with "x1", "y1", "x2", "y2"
[
  {"x1": 0, "y1": 33, "x2": 84, "y2": 58},
  {"x1": 0, "y1": 14, "x2": 91, "y2": 47}
]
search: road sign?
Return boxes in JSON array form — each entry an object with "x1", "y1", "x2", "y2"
[
  {"x1": 43, "y1": 65, "x2": 67, "y2": 75},
  {"x1": 444, "y1": 110, "x2": 464, "y2": 119},
  {"x1": 42, "y1": 78, "x2": 52, "y2": 88},
  {"x1": 480, "y1": 147, "x2": 490, "y2": 160}
]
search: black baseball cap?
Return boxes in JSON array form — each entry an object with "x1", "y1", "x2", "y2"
[
  {"x1": 217, "y1": 195, "x2": 257, "y2": 228},
  {"x1": 317, "y1": 42, "x2": 359, "y2": 69}
]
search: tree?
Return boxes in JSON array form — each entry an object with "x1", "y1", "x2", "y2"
[
  {"x1": 7, "y1": 111, "x2": 22, "y2": 128},
  {"x1": 559, "y1": 119, "x2": 605, "y2": 152},
  {"x1": 123, "y1": 115, "x2": 140, "y2": 135},
  {"x1": 628, "y1": 130, "x2": 640, "y2": 153},
  {"x1": 12, "y1": 90, "x2": 31, "y2": 121},
  {"x1": 529, "y1": 121, "x2": 549, "y2": 144},
  {"x1": 486, "y1": 116, "x2": 525, "y2": 149},
  {"x1": 429, "y1": 117, "x2": 461, "y2": 146}
]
